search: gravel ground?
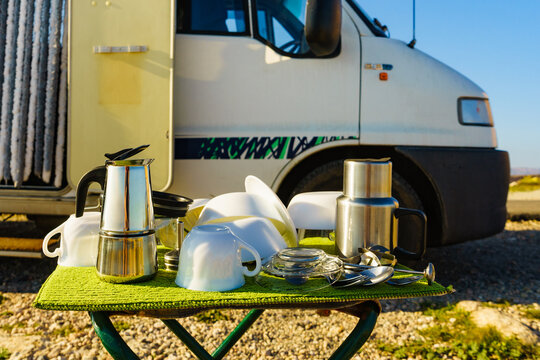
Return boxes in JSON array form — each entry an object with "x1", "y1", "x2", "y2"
[{"x1": 1, "y1": 220, "x2": 539, "y2": 359}]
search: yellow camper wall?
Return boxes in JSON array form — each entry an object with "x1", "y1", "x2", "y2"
[{"x1": 68, "y1": 0, "x2": 174, "y2": 190}]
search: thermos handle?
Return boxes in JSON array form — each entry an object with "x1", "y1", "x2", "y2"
[
  {"x1": 392, "y1": 207, "x2": 427, "y2": 260},
  {"x1": 75, "y1": 166, "x2": 107, "y2": 218}
]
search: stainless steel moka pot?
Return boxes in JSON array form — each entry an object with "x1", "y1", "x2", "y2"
[
  {"x1": 335, "y1": 159, "x2": 427, "y2": 260},
  {"x1": 76, "y1": 159, "x2": 158, "y2": 283}
]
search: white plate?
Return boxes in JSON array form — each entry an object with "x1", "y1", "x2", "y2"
[{"x1": 245, "y1": 175, "x2": 298, "y2": 245}]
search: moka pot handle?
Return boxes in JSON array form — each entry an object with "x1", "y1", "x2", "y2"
[{"x1": 75, "y1": 166, "x2": 106, "y2": 217}]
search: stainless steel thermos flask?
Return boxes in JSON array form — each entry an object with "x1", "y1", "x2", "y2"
[{"x1": 335, "y1": 159, "x2": 426, "y2": 260}]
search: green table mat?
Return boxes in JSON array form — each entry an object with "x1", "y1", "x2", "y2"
[{"x1": 34, "y1": 239, "x2": 452, "y2": 312}]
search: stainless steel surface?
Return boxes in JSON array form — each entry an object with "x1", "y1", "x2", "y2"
[
  {"x1": 100, "y1": 159, "x2": 154, "y2": 234},
  {"x1": 336, "y1": 158, "x2": 426, "y2": 260},
  {"x1": 164, "y1": 224, "x2": 181, "y2": 271},
  {"x1": 164, "y1": 249, "x2": 179, "y2": 271},
  {"x1": 177, "y1": 220, "x2": 184, "y2": 250},
  {"x1": 343, "y1": 263, "x2": 373, "y2": 271},
  {"x1": 343, "y1": 159, "x2": 392, "y2": 198},
  {"x1": 329, "y1": 272, "x2": 369, "y2": 288},
  {"x1": 355, "y1": 266, "x2": 394, "y2": 286},
  {"x1": 329, "y1": 265, "x2": 394, "y2": 287},
  {"x1": 96, "y1": 233, "x2": 157, "y2": 283},
  {"x1": 386, "y1": 275, "x2": 423, "y2": 286},
  {"x1": 335, "y1": 195, "x2": 398, "y2": 258},
  {"x1": 394, "y1": 263, "x2": 436, "y2": 285},
  {"x1": 164, "y1": 263, "x2": 178, "y2": 271},
  {"x1": 344, "y1": 262, "x2": 436, "y2": 286},
  {"x1": 336, "y1": 159, "x2": 398, "y2": 258}
]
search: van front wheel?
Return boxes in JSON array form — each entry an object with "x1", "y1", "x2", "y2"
[{"x1": 288, "y1": 160, "x2": 425, "y2": 258}]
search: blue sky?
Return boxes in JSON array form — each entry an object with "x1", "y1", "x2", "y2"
[{"x1": 359, "y1": 0, "x2": 540, "y2": 169}]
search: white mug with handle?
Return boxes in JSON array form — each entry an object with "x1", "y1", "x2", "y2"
[
  {"x1": 176, "y1": 224, "x2": 261, "y2": 291},
  {"x1": 42, "y1": 212, "x2": 101, "y2": 267}
]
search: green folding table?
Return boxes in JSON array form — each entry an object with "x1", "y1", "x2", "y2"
[{"x1": 34, "y1": 241, "x2": 451, "y2": 359}]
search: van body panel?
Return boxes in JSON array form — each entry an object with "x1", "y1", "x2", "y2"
[
  {"x1": 359, "y1": 37, "x2": 497, "y2": 148},
  {"x1": 170, "y1": 136, "x2": 357, "y2": 198},
  {"x1": 168, "y1": 158, "x2": 285, "y2": 199},
  {"x1": 173, "y1": 11, "x2": 361, "y2": 137},
  {"x1": 67, "y1": 0, "x2": 175, "y2": 191}
]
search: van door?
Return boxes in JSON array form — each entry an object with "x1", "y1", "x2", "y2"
[{"x1": 68, "y1": 0, "x2": 175, "y2": 191}]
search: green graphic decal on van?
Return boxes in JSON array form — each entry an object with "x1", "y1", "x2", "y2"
[{"x1": 175, "y1": 136, "x2": 357, "y2": 159}]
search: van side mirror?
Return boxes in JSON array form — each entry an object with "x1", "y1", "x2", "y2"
[{"x1": 305, "y1": 0, "x2": 341, "y2": 57}]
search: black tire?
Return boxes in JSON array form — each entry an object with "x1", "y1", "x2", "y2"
[
  {"x1": 290, "y1": 160, "x2": 425, "y2": 258},
  {"x1": 289, "y1": 160, "x2": 344, "y2": 199}
]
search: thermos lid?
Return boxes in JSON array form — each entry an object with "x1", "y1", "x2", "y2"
[{"x1": 343, "y1": 158, "x2": 392, "y2": 198}]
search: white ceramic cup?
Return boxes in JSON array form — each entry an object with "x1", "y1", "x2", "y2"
[
  {"x1": 175, "y1": 224, "x2": 262, "y2": 291},
  {"x1": 42, "y1": 212, "x2": 101, "y2": 267}
]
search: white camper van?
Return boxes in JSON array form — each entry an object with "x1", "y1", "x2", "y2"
[{"x1": 0, "y1": 0, "x2": 509, "y2": 256}]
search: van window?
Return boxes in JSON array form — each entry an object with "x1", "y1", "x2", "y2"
[
  {"x1": 178, "y1": 0, "x2": 248, "y2": 34},
  {"x1": 254, "y1": 0, "x2": 311, "y2": 56}
]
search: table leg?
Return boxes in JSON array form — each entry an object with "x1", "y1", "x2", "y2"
[
  {"x1": 162, "y1": 309, "x2": 264, "y2": 360},
  {"x1": 161, "y1": 319, "x2": 213, "y2": 360},
  {"x1": 329, "y1": 301, "x2": 380, "y2": 360},
  {"x1": 90, "y1": 312, "x2": 139, "y2": 360},
  {"x1": 212, "y1": 309, "x2": 264, "y2": 359},
  {"x1": 90, "y1": 310, "x2": 264, "y2": 359},
  {"x1": 90, "y1": 304, "x2": 377, "y2": 360}
]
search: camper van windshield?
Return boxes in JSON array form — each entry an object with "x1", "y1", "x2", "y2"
[{"x1": 347, "y1": 0, "x2": 389, "y2": 37}]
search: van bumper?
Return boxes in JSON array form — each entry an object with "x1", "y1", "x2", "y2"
[{"x1": 396, "y1": 147, "x2": 510, "y2": 246}]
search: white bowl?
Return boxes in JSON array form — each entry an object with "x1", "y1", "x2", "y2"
[
  {"x1": 287, "y1": 191, "x2": 342, "y2": 230},
  {"x1": 196, "y1": 192, "x2": 298, "y2": 245},
  {"x1": 217, "y1": 217, "x2": 287, "y2": 263},
  {"x1": 196, "y1": 192, "x2": 283, "y2": 226},
  {"x1": 244, "y1": 175, "x2": 298, "y2": 245}
]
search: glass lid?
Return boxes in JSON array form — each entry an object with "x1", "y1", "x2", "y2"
[{"x1": 276, "y1": 247, "x2": 326, "y2": 263}]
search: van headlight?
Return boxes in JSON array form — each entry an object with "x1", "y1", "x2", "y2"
[{"x1": 458, "y1": 98, "x2": 493, "y2": 126}]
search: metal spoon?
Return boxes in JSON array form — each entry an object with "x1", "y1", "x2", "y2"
[
  {"x1": 328, "y1": 272, "x2": 370, "y2": 288},
  {"x1": 386, "y1": 275, "x2": 423, "y2": 286},
  {"x1": 329, "y1": 266, "x2": 394, "y2": 288},
  {"x1": 357, "y1": 266, "x2": 394, "y2": 286},
  {"x1": 394, "y1": 263, "x2": 435, "y2": 285},
  {"x1": 344, "y1": 262, "x2": 436, "y2": 286}
]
